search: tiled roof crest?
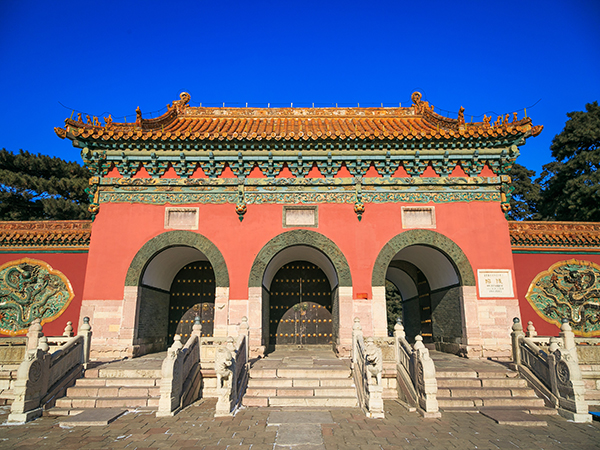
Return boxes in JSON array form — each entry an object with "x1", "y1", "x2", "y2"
[
  {"x1": 55, "y1": 92, "x2": 543, "y2": 143},
  {"x1": 0, "y1": 221, "x2": 91, "y2": 250},
  {"x1": 509, "y1": 221, "x2": 600, "y2": 250}
]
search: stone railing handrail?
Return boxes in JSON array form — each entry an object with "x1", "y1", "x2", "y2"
[
  {"x1": 215, "y1": 317, "x2": 249, "y2": 417},
  {"x1": 157, "y1": 317, "x2": 203, "y2": 417},
  {"x1": 351, "y1": 318, "x2": 384, "y2": 418},
  {"x1": 574, "y1": 337, "x2": 600, "y2": 345},
  {"x1": 511, "y1": 318, "x2": 591, "y2": 423},
  {"x1": 393, "y1": 321, "x2": 440, "y2": 418},
  {"x1": 8, "y1": 317, "x2": 92, "y2": 423}
]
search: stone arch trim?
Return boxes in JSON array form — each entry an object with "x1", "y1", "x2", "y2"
[
  {"x1": 372, "y1": 229, "x2": 476, "y2": 287},
  {"x1": 248, "y1": 229, "x2": 352, "y2": 288},
  {"x1": 125, "y1": 230, "x2": 229, "y2": 287}
]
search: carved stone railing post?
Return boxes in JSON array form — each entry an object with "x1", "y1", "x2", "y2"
[
  {"x1": 78, "y1": 317, "x2": 92, "y2": 369},
  {"x1": 157, "y1": 335, "x2": 184, "y2": 417},
  {"x1": 411, "y1": 336, "x2": 440, "y2": 417},
  {"x1": 9, "y1": 320, "x2": 52, "y2": 423},
  {"x1": 352, "y1": 317, "x2": 362, "y2": 367},
  {"x1": 158, "y1": 317, "x2": 203, "y2": 417},
  {"x1": 239, "y1": 316, "x2": 250, "y2": 363},
  {"x1": 63, "y1": 321, "x2": 74, "y2": 337},
  {"x1": 547, "y1": 319, "x2": 589, "y2": 422},
  {"x1": 351, "y1": 318, "x2": 384, "y2": 418},
  {"x1": 511, "y1": 318, "x2": 524, "y2": 366},
  {"x1": 8, "y1": 318, "x2": 91, "y2": 423},
  {"x1": 511, "y1": 317, "x2": 591, "y2": 423},
  {"x1": 526, "y1": 321, "x2": 537, "y2": 338},
  {"x1": 364, "y1": 337, "x2": 384, "y2": 418},
  {"x1": 215, "y1": 336, "x2": 237, "y2": 417},
  {"x1": 26, "y1": 319, "x2": 43, "y2": 351}
]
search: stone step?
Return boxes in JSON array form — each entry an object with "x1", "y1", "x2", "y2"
[
  {"x1": 436, "y1": 370, "x2": 517, "y2": 379},
  {"x1": 55, "y1": 396, "x2": 159, "y2": 409},
  {"x1": 66, "y1": 386, "x2": 160, "y2": 398},
  {"x1": 477, "y1": 371, "x2": 518, "y2": 379},
  {"x1": 437, "y1": 378, "x2": 482, "y2": 388},
  {"x1": 245, "y1": 386, "x2": 357, "y2": 398},
  {"x1": 436, "y1": 377, "x2": 529, "y2": 388},
  {"x1": 266, "y1": 396, "x2": 358, "y2": 408},
  {"x1": 438, "y1": 396, "x2": 545, "y2": 409},
  {"x1": 247, "y1": 377, "x2": 354, "y2": 388},
  {"x1": 436, "y1": 371, "x2": 478, "y2": 378},
  {"x1": 75, "y1": 377, "x2": 159, "y2": 388},
  {"x1": 481, "y1": 397, "x2": 546, "y2": 408},
  {"x1": 94, "y1": 368, "x2": 162, "y2": 379},
  {"x1": 276, "y1": 368, "x2": 351, "y2": 378},
  {"x1": 438, "y1": 398, "x2": 481, "y2": 408},
  {"x1": 437, "y1": 387, "x2": 537, "y2": 399},
  {"x1": 480, "y1": 378, "x2": 529, "y2": 388}
]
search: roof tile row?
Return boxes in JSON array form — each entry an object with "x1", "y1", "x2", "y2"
[{"x1": 55, "y1": 92, "x2": 542, "y2": 144}]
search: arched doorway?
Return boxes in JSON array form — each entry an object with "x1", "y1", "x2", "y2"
[
  {"x1": 248, "y1": 230, "x2": 351, "y2": 351},
  {"x1": 373, "y1": 230, "x2": 476, "y2": 350},
  {"x1": 268, "y1": 260, "x2": 333, "y2": 346},
  {"x1": 168, "y1": 260, "x2": 215, "y2": 344},
  {"x1": 124, "y1": 230, "x2": 229, "y2": 355}
]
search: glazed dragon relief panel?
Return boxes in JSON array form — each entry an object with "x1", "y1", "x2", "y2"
[
  {"x1": 0, "y1": 259, "x2": 74, "y2": 335},
  {"x1": 526, "y1": 259, "x2": 600, "y2": 337}
]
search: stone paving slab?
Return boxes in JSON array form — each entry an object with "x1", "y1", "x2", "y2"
[
  {"x1": 269, "y1": 411, "x2": 334, "y2": 424},
  {"x1": 0, "y1": 400, "x2": 599, "y2": 449},
  {"x1": 479, "y1": 408, "x2": 548, "y2": 426},
  {"x1": 58, "y1": 408, "x2": 125, "y2": 426}
]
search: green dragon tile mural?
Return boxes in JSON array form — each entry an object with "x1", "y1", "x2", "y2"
[
  {"x1": 0, "y1": 258, "x2": 74, "y2": 335},
  {"x1": 526, "y1": 259, "x2": 600, "y2": 336}
]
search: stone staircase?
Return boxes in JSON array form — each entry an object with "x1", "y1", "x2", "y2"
[
  {"x1": 431, "y1": 351, "x2": 554, "y2": 414},
  {"x1": 50, "y1": 353, "x2": 164, "y2": 415},
  {"x1": 242, "y1": 346, "x2": 358, "y2": 408}
]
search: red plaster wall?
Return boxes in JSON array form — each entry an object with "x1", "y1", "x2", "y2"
[
  {"x1": 512, "y1": 252, "x2": 600, "y2": 336},
  {"x1": 0, "y1": 252, "x2": 88, "y2": 337},
  {"x1": 83, "y1": 200, "x2": 515, "y2": 303}
]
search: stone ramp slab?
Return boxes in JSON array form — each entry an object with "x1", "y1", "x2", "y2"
[
  {"x1": 268, "y1": 410, "x2": 334, "y2": 424},
  {"x1": 269, "y1": 411, "x2": 332, "y2": 450},
  {"x1": 59, "y1": 408, "x2": 125, "y2": 426},
  {"x1": 479, "y1": 408, "x2": 547, "y2": 426}
]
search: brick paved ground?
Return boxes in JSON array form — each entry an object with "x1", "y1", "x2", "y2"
[{"x1": 1, "y1": 400, "x2": 599, "y2": 450}]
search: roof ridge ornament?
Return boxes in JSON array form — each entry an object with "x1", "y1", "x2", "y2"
[{"x1": 173, "y1": 92, "x2": 191, "y2": 113}]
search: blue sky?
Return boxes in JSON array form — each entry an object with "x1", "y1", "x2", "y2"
[{"x1": 1, "y1": 0, "x2": 598, "y2": 176}]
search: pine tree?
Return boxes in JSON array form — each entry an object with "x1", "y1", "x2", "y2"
[
  {"x1": 508, "y1": 162, "x2": 542, "y2": 220},
  {"x1": 0, "y1": 149, "x2": 91, "y2": 220},
  {"x1": 538, "y1": 101, "x2": 600, "y2": 221}
]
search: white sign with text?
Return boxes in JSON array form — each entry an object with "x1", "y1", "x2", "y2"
[{"x1": 477, "y1": 270, "x2": 514, "y2": 298}]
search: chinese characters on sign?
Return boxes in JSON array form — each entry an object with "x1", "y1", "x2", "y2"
[{"x1": 477, "y1": 270, "x2": 514, "y2": 298}]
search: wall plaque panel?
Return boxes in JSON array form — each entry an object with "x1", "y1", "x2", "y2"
[
  {"x1": 283, "y1": 206, "x2": 318, "y2": 228},
  {"x1": 477, "y1": 269, "x2": 514, "y2": 298}
]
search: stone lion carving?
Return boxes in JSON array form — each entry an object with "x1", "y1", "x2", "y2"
[
  {"x1": 364, "y1": 337, "x2": 383, "y2": 386},
  {"x1": 215, "y1": 341, "x2": 235, "y2": 390}
]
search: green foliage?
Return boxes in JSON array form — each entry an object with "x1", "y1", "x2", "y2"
[
  {"x1": 538, "y1": 101, "x2": 600, "y2": 221},
  {"x1": 386, "y1": 280, "x2": 402, "y2": 336},
  {"x1": 0, "y1": 149, "x2": 91, "y2": 220},
  {"x1": 507, "y1": 162, "x2": 542, "y2": 220}
]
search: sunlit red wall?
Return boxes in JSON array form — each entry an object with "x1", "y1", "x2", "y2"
[{"x1": 83, "y1": 199, "x2": 515, "y2": 303}]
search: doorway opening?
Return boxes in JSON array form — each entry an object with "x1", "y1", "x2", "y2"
[
  {"x1": 268, "y1": 261, "x2": 333, "y2": 346},
  {"x1": 168, "y1": 260, "x2": 215, "y2": 345},
  {"x1": 385, "y1": 245, "x2": 461, "y2": 344}
]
